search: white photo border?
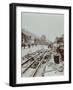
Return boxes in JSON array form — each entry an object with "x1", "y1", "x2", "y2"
[{"x1": 16, "y1": 6, "x2": 69, "y2": 84}]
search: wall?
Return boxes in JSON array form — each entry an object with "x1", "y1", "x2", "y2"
[{"x1": 0, "y1": 0, "x2": 72, "y2": 89}]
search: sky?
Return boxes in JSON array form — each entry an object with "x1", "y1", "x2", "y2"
[{"x1": 21, "y1": 12, "x2": 64, "y2": 42}]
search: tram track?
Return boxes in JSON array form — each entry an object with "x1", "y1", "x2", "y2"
[
  {"x1": 21, "y1": 49, "x2": 47, "y2": 76},
  {"x1": 21, "y1": 49, "x2": 43, "y2": 65}
]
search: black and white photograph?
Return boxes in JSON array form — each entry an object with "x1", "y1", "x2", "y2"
[
  {"x1": 9, "y1": 3, "x2": 71, "y2": 86},
  {"x1": 21, "y1": 12, "x2": 64, "y2": 77}
]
